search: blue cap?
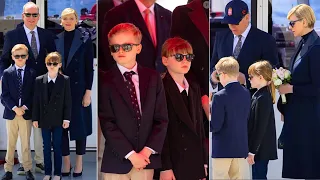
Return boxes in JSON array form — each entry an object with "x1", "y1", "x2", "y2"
[{"x1": 222, "y1": 0, "x2": 249, "y2": 25}]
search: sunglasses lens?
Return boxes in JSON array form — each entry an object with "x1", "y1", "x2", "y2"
[
  {"x1": 24, "y1": 13, "x2": 31, "y2": 17},
  {"x1": 174, "y1": 54, "x2": 183, "y2": 62},
  {"x1": 14, "y1": 55, "x2": 27, "y2": 59},
  {"x1": 110, "y1": 45, "x2": 120, "y2": 53},
  {"x1": 53, "y1": 63, "x2": 58, "y2": 67},
  {"x1": 186, "y1": 54, "x2": 195, "y2": 61},
  {"x1": 122, "y1": 44, "x2": 133, "y2": 52},
  {"x1": 32, "y1": 14, "x2": 38, "y2": 17},
  {"x1": 21, "y1": 55, "x2": 27, "y2": 59}
]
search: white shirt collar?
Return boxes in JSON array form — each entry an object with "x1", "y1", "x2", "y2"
[
  {"x1": 117, "y1": 63, "x2": 138, "y2": 76},
  {"x1": 23, "y1": 24, "x2": 38, "y2": 35},
  {"x1": 14, "y1": 64, "x2": 26, "y2": 71},
  {"x1": 113, "y1": 0, "x2": 123, "y2": 6},
  {"x1": 48, "y1": 74, "x2": 58, "y2": 83},
  {"x1": 175, "y1": 78, "x2": 189, "y2": 95},
  {"x1": 134, "y1": 0, "x2": 155, "y2": 15},
  {"x1": 233, "y1": 24, "x2": 251, "y2": 39}
]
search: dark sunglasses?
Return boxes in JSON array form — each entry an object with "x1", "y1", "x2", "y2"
[
  {"x1": 289, "y1": 19, "x2": 302, "y2": 27},
  {"x1": 46, "y1": 62, "x2": 59, "y2": 67},
  {"x1": 24, "y1": 13, "x2": 39, "y2": 17},
  {"x1": 109, "y1": 44, "x2": 140, "y2": 53},
  {"x1": 172, "y1": 54, "x2": 195, "y2": 62},
  {"x1": 13, "y1": 54, "x2": 27, "y2": 59}
]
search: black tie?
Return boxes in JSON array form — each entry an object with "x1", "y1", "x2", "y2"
[
  {"x1": 123, "y1": 71, "x2": 141, "y2": 124},
  {"x1": 48, "y1": 81, "x2": 55, "y2": 100},
  {"x1": 17, "y1": 69, "x2": 23, "y2": 99}
]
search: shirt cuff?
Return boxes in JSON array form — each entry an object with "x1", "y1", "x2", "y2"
[
  {"x1": 125, "y1": 150, "x2": 135, "y2": 159},
  {"x1": 146, "y1": 147, "x2": 156, "y2": 154},
  {"x1": 12, "y1": 106, "x2": 17, "y2": 111},
  {"x1": 63, "y1": 120, "x2": 70, "y2": 123},
  {"x1": 249, "y1": 152, "x2": 255, "y2": 156},
  {"x1": 23, "y1": 105, "x2": 28, "y2": 110}
]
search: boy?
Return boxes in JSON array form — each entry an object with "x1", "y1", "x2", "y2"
[
  {"x1": 210, "y1": 57, "x2": 251, "y2": 179},
  {"x1": 1, "y1": 44, "x2": 36, "y2": 180},
  {"x1": 32, "y1": 52, "x2": 71, "y2": 180},
  {"x1": 160, "y1": 37, "x2": 208, "y2": 180},
  {"x1": 98, "y1": 23, "x2": 169, "y2": 180}
]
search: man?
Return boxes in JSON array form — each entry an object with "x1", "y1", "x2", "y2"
[
  {"x1": 99, "y1": 0, "x2": 172, "y2": 73},
  {"x1": 210, "y1": 0, "x2": 279, "y2": 92},
  {"x1": 0, "y1": 2, "x2": 56, "y2": 175}
]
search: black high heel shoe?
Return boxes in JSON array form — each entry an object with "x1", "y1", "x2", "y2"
[
  {"x1": 61, "y1": 166, "x2": 72, "y2": 177},
  {"x1": 73, "y1": 168, "x2": 83, "y2": 177}
]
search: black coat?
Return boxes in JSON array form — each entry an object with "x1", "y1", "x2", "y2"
[
  {"x1": 248, "y1": 86, "x2": 277, "y2": 161},
  {"x1": 98, "y1": 65, "x2": 169, "y2": 174},
  {"x1": 32, "y1": 73, "x2": 72, "y2": 129},
  {"x1": 161, "y1": 73, "x2": 207, "y2": 180}
]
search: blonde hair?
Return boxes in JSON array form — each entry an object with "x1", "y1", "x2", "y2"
[
  {"x1": 215, "y1": 57, "x2": 239, "y2": 77},
  {"x1": 248, "y1": 60, "x2": 276, "y2": 104},
  {"x1": 45, "y1": 52, "x2": 62, "y2": 64},
  {"x1": 108, "y1": 23, "x2": 142, "y2": 43},
  {"x1": 23, "y1": 2, "x2": 39, "y2": 13},
  {"x1": 287, "y1": 4, "x2": 316, "y2": 28},
  {"x1": 11, "y1": 44, "x2": 28, "y2": 54},
  {"x1": 161, "y1": 37, "x2": 193, "y2": 57},
  {"x1": 61, "y1": 8, "x2": 78, "y2": 21}
]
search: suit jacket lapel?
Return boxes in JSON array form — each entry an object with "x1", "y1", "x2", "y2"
[
  {"x1": 56, "y1": 32, "x2": 65, "y2": 69},
  {"x1": 137, "y1": 65, "x2": 149, "y2": 113},
  {"x1": 226, "y1": 32, "x2": 234, "y2": 56},
  {"x1": 187, "y1": 85, "x2": 199, "y2": 135},
  {"x1": 10, "y1": 66, "x2": 19, "y2": 92},
  {"x1": 155, "y1": 4, "x2": 165, "y2": 49},
  {"x1": 37, "y1": 27, "x2": 46, "y2": 61},
  {"x1": 237, "y1": 28, "x2": 254, "y2": 60},
  {"x1": 18, "y1": 27, "x2": 35, "y2": 61},
  {"x1": 22, "y1": 67, "x2": 30, "y2": 95},
  {"x1": 67, "y1": 30, "x2": 83, "y2": 67},
  {"x1": 42, "y1": 74, "x2": 49, "y2": 105},
  {"x1": 187, "y1": 0, "x2": 209, "y2": 45}
]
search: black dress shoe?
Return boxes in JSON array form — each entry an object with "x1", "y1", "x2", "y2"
[
  {"x1": 1, "y1": 172, "x2": 12, "y2": 180},
  {"x1": 25, "y1": 170, "x2": 35, "y2": 180},
  {"x1": 73, "y1": 170, "x2": 82, "y2": 177},
  {"x1": 61, "y1": 167, "x2": 72, "y2": 177}
]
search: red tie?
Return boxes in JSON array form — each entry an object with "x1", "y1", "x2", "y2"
[{"x1": 144, "y1": 9, "x2": 156, "y2": 46}]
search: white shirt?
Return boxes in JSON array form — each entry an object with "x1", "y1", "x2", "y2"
[
  {"x1": 174, "y1": 78, "x2": 189, "y2": 95},
  {"x1": 116, "y1": 63, "x2": 156, "y2": 158},
  {"x1": 232, "y1": 24, "x2": 251, "y2": 52},
  {"x1": 134, "y1": 0, "x2": 157, "y2": 45},
  {"x1": 23, "y1": 24, "x2": 40, "y2": 53}
]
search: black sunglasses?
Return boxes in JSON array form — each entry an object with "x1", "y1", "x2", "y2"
[
  {"x1": 109, "y1": 44, "x2": 140, "y2": 53},
  {"x1": 289, "y1": 19, "x2": 302, "y2": 27},
  {"x1": 24, "y1": 13, "x2": 39, "y2": 17},
  {"x1": 46, "y1": 62, "x2": 59, "y2": 67},
  {"x1": 13, "y1": 54, "x2": 27, "y2": 59},
  {"x1": 172, "y1": 54, "x2": 195, "y2": 62}
]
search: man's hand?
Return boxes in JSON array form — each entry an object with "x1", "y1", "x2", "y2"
[
  {"x1": 160, "y1": 169, "x2": 176, "y2": 180},
  {"x1": 247, "y1": 153, "x2": 255, "y2": 165},
  {"x1": 238, "y1": 72, "x2": 246, "y2": 85},
  {"x1": 63, "y1": 121, "x2": 70, "y2": 129},
  {"x1": 33, "y1": 121, "x2": 39, "y2": 128},
  {"x1": 14, "y1": 107, "x2": 25, "y2": 116},
  {"x1": 128, "y1": 152, "x2": 149, "y2": 170},
  {"x1": 82, "y1": 90, "x2": 91, "y2": 107}
]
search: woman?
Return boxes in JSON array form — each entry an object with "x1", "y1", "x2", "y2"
[
  {"x1": 55, "y1": 8, "x2": 94, "y2": 177},
  {"x1": 279, "y1": 4, "x2": 320, "y2": 179}
]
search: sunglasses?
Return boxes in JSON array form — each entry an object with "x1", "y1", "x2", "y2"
[
  {"x1": 109, "y1": 44, "x2": 140, "y2": 53},
  {"x1": 289, "y1": 19, "x2": 302, "y2": 27},
  {"x1": 13, "y1": 54, "x2": 27, "y2": 59},
  {"x1": 216, "y1": 72, "x2": 224, "y2": 81},
  {"x1": 46, "y1": 62, "x2": 59, "y2": 67},
  {"x1": 24, "y1": 13, "x2": 39, "y2": 17},
  {"x1": 172, "y1": 54, "x2": 195, "y2": 62}
]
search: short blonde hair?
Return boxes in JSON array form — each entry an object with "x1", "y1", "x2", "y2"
[
  {"x1": 108, "y1": 23, "x2": 142, "y2": 43},
  {"x1": 45, "y1": 52, "x2": 62, "y2": 63},
  {"x1": 61, "y1": 8, "x2": 78, "y2": 21},
  {"x1": 23, "y1": 2, "x2": 39, "y2": 13},
  {"x1": 215, "y1": 57, "x2": 239, "y2": 77},
  {"x1": 287, "y1": 4, "x2": 316, "y2": 28},
  {"x1": 161, "y1": 37, "x2": 193, "y2": 57},
  {"x1": 11, "y1": 44, "x2": 28, "y2": 54}
]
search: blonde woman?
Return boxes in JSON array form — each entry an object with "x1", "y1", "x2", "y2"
[
  {"x1": 278, "y1": 4, "x2": 320, "y2": 179},
  {"x1": 55, "y1": 8, "x2": 94, "y2": 178}
]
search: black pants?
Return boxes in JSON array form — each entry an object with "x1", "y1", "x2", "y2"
[
  {"x1": 61, "y1": 128, "x2": 86, "y2": 156},
  {"x1": 252, "y1": 160, "x2": 269, "y2": 179}
]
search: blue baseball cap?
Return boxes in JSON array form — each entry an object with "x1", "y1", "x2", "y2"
[{"x1": 222, "y1": 0, "x2": 249, "y2": 25}]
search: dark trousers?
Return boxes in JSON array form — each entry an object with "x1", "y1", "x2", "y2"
[
  {"x1": 252, "y1": 160, "x2": 269, "y2": 179},
  {"x1": 61, "y1": 128, "x2": 86, "y2": 156},
  {"x1": 42, "y1": 127, "x2": 63, "y2": 176}
]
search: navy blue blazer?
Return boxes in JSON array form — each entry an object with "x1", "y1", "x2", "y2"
[
  {"x1": 210, "y1": 26, "x2": 279, "y2": 89},
  {"x1": 0, "y1": 26, "x2": 56, "y2": 77},
  {"x1": 1, "y1": 65, "x2": 36, "y2": 120},
  {"x1": 100, "y1": 0, "x2": 172, "y2": 72},
  {"x1": 210, "y1": 82, "x2": 251, "y2": 158}
]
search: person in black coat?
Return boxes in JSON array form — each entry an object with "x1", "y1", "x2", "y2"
[
  {"x1": 277, "y1": 4, "x2": 320, "y2": 179},
  {"x1": 32, "y1": 52, "x2": 72, "y2": 180},
  {"x1": 247, "y1": 61, "x2": 278, "y2": 179}
]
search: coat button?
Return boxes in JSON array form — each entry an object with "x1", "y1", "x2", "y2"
[
  {"x1": 184, "y1": 148, "x2": 187, "y2": 151},
  {"x1": 75, "y1": 82, "x2": 78, "y2": 84},
  {"x1": 201, "y1": 67, "x2": 204, "y2": 70},
  {"x1": 35, "y1": 62, "x2": 38, "y2": 64},
  {"x1": 182, "y1": 134, "x2": 184, "y2": 138},
  {"x1": 74, "y1": 70, "x2": 78, "y2": 73}
]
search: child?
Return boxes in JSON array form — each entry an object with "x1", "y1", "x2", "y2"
[
  {"x1": 1, "y1": 44, "x2": 36, "y2": 180},
  {"x1": 98, "y1": 23, "x2": 168, "y2": 180},
  {"x1": 32, "y1": 52, "x2": 71, "y2": 180},
  {"x1": 210, "y1": 56, "x2": 251, "y2": 179},
  {"x1": 160, "y1": 37, "x2": 207, "y2": 180},
  {"x1": 247, "y1": 60, "x2": 278, "y2": 179}
]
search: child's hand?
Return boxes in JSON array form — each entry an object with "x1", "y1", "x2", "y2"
[
  {"x1": 14, "y1": 107, "x2": 25, "y2": 116},
  {"x1": 33, "y1": 121, "x2": 38, "y2": 128},
  {"x1": 63, "y1": 121, "x2": 70, "y2": 129},
  {"x1": 160, "y1": 169, "x2": 176, "y2": 180},
  {"x1": 128, "y1": 152, "x2": 149, "y2": 170},
  {"x1": 82, "y1": 90, "x2": 91, "y2": 107},
  {"x1": 246, "y1": 153, "x2": 255, "y2": 165},
  {"x1": 139, "y1": 147, "x2": 152, "y2": 159}
]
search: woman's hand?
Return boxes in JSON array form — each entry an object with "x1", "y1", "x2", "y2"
[
  {"x1": 278, "y1": 84, "x2": 293, "y2": 94},
  {"x1": 82, "y1": 90, "x2": 91, "y2": 107}
]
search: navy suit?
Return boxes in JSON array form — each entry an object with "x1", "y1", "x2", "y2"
[
  {"x1": 281, "y1": 30, "x2": 320, "y2": 179},
  {"x1": 0, "y1": 26, "x2": 56, "y2": 77},
  {"x1": 100, "y1": 0, "x2": 172, "y2": 72},
  {"x1": 210, "y1": 82, "x2": 251, "y2": 158},
  {"x1": 211, "y1": 26, "x2": 279, "y2": 89},
  {"x1": 1, "y1": 65, "x2": 36, "y2": 120}
]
